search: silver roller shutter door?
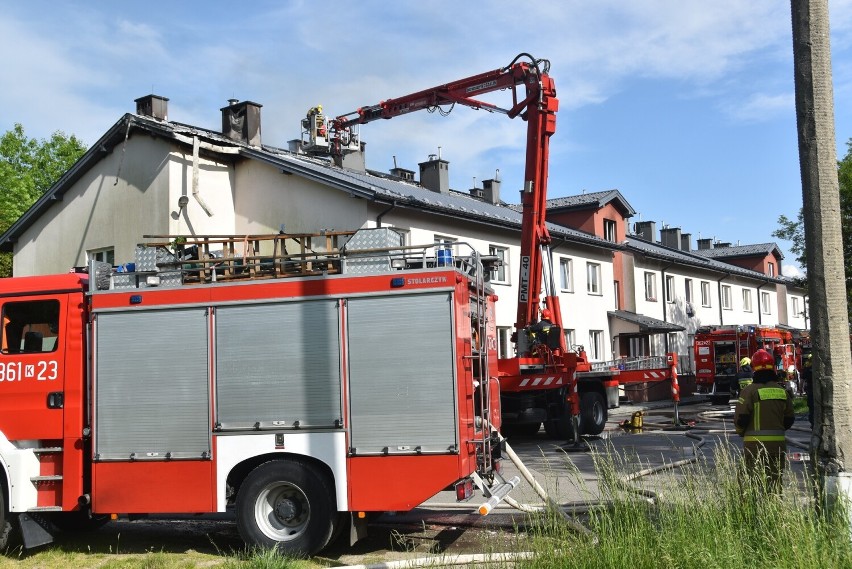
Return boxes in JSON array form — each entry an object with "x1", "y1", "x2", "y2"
[
  {"x1": 95, "y1": 308, "x2": 210, "y2": 460},
  {"x1": 347, "y1": 292, "x2": 457, "y2": 454},
  {"x1": 215, "y1": 300, "x2": 341, "y2": 429}
]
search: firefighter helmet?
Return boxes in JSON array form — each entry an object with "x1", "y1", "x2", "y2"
[
  {"x1": 750, "y1": 349, "x2": 774, "y2": 372},
  {"x1": 541, "y1": 308, "x2": 553, "y2": 321},
  {"x1": 740, "y1": 357, "x2": 751, "y2": 367}
]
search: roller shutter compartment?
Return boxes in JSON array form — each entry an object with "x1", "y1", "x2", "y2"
[
  {"x1": 215, "y1": 300, "x2": 342, "y2": 430},
  {"x1": 347, "y1": 292, "x2": 457, "y2": 455},
  {"x1": 94, "y1": 308, "x2": 210, "y2": 460}
]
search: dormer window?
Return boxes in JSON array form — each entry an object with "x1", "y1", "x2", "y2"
[{"x1": 603, "y1": 219, "x2": 617, "y2": 242}]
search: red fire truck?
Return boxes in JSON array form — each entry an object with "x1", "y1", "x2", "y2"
[
  {"x1": 694, "y1": 325, "x2": 797, "y2": 404},
  {"x1": 0, "y1": 233, "x2": 502, "y2": 555}
]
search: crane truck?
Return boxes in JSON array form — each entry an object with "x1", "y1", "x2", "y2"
[
  {"x1": 0, "y1": 53, "x2": 556, "y2": 557},
  {"x1": 303, "y1": 53, "x2": 606, "y2": 441},
  {"x1": 306, "y1": 53, "x2": 679, "y2": 441},
  {"x1": 0, "y1": 53, "x2": 677, "y2": 558}
]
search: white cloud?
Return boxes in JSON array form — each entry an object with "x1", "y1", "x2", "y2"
[
  {"x1": 782, "y1": 264, "x2": 803, "y2": 278},
  {"x1": 722, "y1": 92, "x2": 795, "y2": 122}
]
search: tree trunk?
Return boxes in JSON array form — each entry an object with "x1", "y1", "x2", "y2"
[{"x1": 791, "y1": 0, "x2": 852, "y2": 517}]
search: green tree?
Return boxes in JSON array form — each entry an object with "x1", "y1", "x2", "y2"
[{"x1": 0, "y1": 123, "x2": 87, "y2": 276}]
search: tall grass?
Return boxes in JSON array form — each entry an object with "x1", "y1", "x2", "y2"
[{"x1": 515, "y1": 442, "x2": 852, "y2": 569}]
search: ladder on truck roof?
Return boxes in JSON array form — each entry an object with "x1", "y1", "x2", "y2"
[{"x1": 87, "y1": 229, "x2": 502, "y2": 291}]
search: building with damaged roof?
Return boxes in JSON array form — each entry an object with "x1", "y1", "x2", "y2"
[{"x1": 0, "y1": 95, "x2": 808, "y2": 372}]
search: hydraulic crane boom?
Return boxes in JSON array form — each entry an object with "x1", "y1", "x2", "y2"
[
  {"x1": 330, "y1": 53, "x2": 560, "y2": 336},
  {"x1": 316, "y1": 54, "x2": 597, "y2": 441}
]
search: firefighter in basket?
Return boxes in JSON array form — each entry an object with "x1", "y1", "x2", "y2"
[
  {"x1": 734, "y1": 349, "x2": 795, "y2": 493},
  {"x1": 529, "y1": 308, "x2": 554, "y2": 346}
]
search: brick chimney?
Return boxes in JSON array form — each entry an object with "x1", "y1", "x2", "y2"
[
  {"x1": 419, "y1": 155, "x2": 450, "y2": 195},
  {"x1": 221, "y1": 99, "x2": 262, "y2": 146},
  {"x1": 135, "y1": 95, "x2": 169, "y2": 120}
]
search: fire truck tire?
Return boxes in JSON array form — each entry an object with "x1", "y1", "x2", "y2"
[
  {"x1": 236, "y1": 459, "x2": 335, "y2": 557},
  {"x1": 0, "y1": 488, "x2": 13, "y2": 551},
  {"x1": 580, "y1": 391, "x2": 607, "y2": 436}
]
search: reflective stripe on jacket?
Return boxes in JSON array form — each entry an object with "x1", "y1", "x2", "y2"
[{"x1": 734, "y1": 382, "x2": 794, "y2": 442}]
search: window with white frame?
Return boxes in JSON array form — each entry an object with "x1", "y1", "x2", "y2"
[
  {"x1": 667, "y1": 332, "x2": 679, "y2": 354},
  {"x1": 721, "y1": 285, "x2": 732, "y2": 310},
  {"x1": 644, "y1": 272, "x2": 657, "y2": 301},
  {"x1": 434, "y1": 235, "x2": 456, "y2": 251},
  {"x1": 587, "y1": 262, "x2": 601, "y2": 294},
  {"x1": 497, "y1": 326, "x2": 512, "y2": 359},
  {"x1": 589, "y1": 330, "x2": 604, "y2": 360},
  {"x1": 743, "y1": 289, "x2": 753, "y2": 312},
  {"x1": 792, "y1": 297, "x2": 800, "y2": 316},
  {"x1": 665, "y1": 275, "x2": 675, "y2": 303},
  {"x1": 564, "y1": 328, "x2": 576, "y2": 350},
  {"x1": 88, "y1": 248, "x2": 115, "y2": 266},
  {"x1": 603, "y1": 219, "x2": 617, "y2": 242},
  {"x1": 685, "y1": 278, "x2": 693, "y2": 303},
  {"x1": 761, "y1": 291, "x2": 771, "y2": 314},
  {"x1": 613, "y1": 281, "x2": 620, "y2": 310},
  {"x1": 768, "y1": 262, "x2": 775, "y2": 277},
  {"x1": 701, "y1": 281, "x2": 711, "y2": 307},
  {"x1": 434, "y1": 235, "x2": 456, "y2": 266},
  {"x1": 488, "y1": 245, "x2": 509, "y2": 284},
  {"x1": 559, "y1": 258, "x2": 573, "y2": 292}
]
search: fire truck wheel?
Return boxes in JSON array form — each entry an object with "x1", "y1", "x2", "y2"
[
  {"x1": 236, "y1": 459, "x2": 335, "y2": 557},
  {"x1": 580, "y1": 391, "x2": 607, "y2": 436},
  {"x1": 0, "y1": 487, "x2": 14, "y2": 551}
]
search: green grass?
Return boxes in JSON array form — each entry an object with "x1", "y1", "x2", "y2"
[
  {"x1": 0, "y1": 546, "x2": 313, "y2": 569},
  {"x1": 512, "y1": 444, "x2": 852, "y2": 569},
  {"x1": 793, "y1": 396, "x2": 810, "y2": 416}
]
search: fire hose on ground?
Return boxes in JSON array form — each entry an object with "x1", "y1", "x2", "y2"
[{"x1": 332, "y1": 414, "x2": 721, "y2": 569}]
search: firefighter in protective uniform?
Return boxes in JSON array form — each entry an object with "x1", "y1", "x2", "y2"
[
  {"x1": 736, "y1": 356, "x2": 753, "y2": 394},
  {"x1": 734, "y1": 349, "x2": 795, "y2": 492},
  {"x1": 530, "y1": 308, "x2": 554, "y2": 345}
]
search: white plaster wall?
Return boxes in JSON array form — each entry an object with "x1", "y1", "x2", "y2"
[
  {"x1": 233, "y1": 160, "x2": 370, "y2": 241},
  {"x1": 13, "y1": 135, "x2": 244, "y2": 275},
  {"x1": 14, "y1": 135, "x2": 173, "y2": 275},
  {"x1": 381, "y1": 208, "x2": 616, "y2": 362},
  {"x1": 169, "y1": 147, "x2": 236, "y2": 237}
]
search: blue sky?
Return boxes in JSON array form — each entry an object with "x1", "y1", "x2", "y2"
[{"x1": 4, "y1": 1, "x2": 852, "y2": 277}]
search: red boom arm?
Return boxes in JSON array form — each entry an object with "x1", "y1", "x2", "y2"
[{"x1": 331, "y1": 54, "x2": 560, "y2": 335}]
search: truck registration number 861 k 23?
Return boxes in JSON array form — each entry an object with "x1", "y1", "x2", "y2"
[{"x1": 0, "y1": 360, "x2": 59, "y2": 382}]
